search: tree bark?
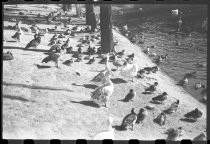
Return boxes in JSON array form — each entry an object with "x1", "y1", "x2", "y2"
[
  {"x1": 100, "y1": 4, "x2": 114, "y2": 53},
  {"x1": 86, "y1": 4, "x2": 94, "y2": 25},
  {"x1": 75, "y1": 4, "x2": 81, "y2": 17},
  {"x1": 63, "y1": 4, "x2": 72, "y2": 12}
]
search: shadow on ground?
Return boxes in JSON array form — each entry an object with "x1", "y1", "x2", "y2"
[
  {"x1": 3, "y1": 81, "x2": 75, "y2": 92},
  {"x1": 70, "y1": 100, "x2": 100, "y2": 108}
]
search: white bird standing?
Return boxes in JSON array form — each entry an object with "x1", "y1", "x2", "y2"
[
  {"x1": 120, "y1": 63, "x2": 139, "y2": 82},
  {"x1": 93, "y1": 117, "x2": 115, "y2": 140},
  {"x1": 91, "y1": 71, "x2": 114, "y2": 108}
]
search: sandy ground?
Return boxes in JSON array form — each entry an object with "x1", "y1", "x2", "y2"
[{"x1": 3, "y1": 4, "x2": 206, "y2": 140}]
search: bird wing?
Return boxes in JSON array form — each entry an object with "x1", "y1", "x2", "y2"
[
  {"x1": 122, "y1": 114, "x2": 137, "y2": 127},
  {"x1": 91, "y1": 71, "x2": 106, "y2": 82}
]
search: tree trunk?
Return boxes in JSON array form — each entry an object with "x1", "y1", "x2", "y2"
[
  {"x1": 75, "y1": 4, "x2": 81, "y2": 17},
  {"x1": 86, "y1": 4, "x2": 94, "y2": 25},
  {"x1": 100, "y1": 4, "x2": 114, "y2": 53},
  {"x1": 63, "y1": 4, "x2": 72, "y2": 12}
]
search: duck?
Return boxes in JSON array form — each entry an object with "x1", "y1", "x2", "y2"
[
  {"x1": 184, "y1": 71, "x2": 197, "y2": 79},
  {"x1": 64, "y1": 29, "x2": 71, "y2": 35},
  {"x1": 196, "y1": 63, "x2": 206, "y2": 68},
  {"x1": 165, "y1": 128, "x2": 181, "y2": 141},
  {"x1": 154, "y1": 56, "x2": 163, "y2": 63},
  {"x1": 97, "y1": 47, "x2": 102, "y2": 55},
  {"x1": 120, "y1": 108, "x2": 137, "y2": 131},
  {"x1": 49, "y1": 40, "x2": 63, "y2": 53},
  {"x1": 184, "y1": 108, "x2": 203, "y2": 122},
  {"x1": 48, "y1": 39, "x2": 57, "y2": 46},
  {"x1": 61, "y1": 38, "x2": 70, "y2": 50},
  {"x1": 199, "y1": 96, "x2": 207, "y2": 104},
  {"x1": 136, "y1": 69, "x2": 146, "y2": 79},
  {"x1": 122, "y1": 89, "x2": 136, "y2": 102},
  {"x1": 177, "y1": 77, "x2": 188, "y2": 86},
  {"x1": 116, "y1": 50, "x2": 125, "y2": 58},
  {"x1": 193, "y1": 132, "x2": 206, "y2": 141},
  {"x1": 25, "y1": 36, "x2": 41, "y2": 49},
  {"x1": 93, "y1": 117, "x2": 115, "y2": 140},
  {"x1": 91, "y1": 70, "x2": 114, "y2": 108},
  {"x1": 143, "y1": 66, "x2": 159, "y2": 74},
  {"x1": 3, "y1": 51, "x2": 14, "y2": 60},
  {"x1": 120, "y1": 62, "x2": 139, "y2": 82},
  {"x1": 175, "y1": 41, "x2": 181, "y2": 47},
  {"x1": 165, "y1": 99, "x2": 179, "y2": 114},
  {"x1": 195, "y1": 82, "x2": 202, "y2": 90},
  {"x1": 136, "y1": 108, "x2": 148, "y2": 124},
  {"x1": 122, "y1": 24, "x2": 128, "y2": 32},
  {"x1": 150, "y1": 53, "x2": 157, "y2": 57},
  {"x1": 145, "y1": 82, "x2": 158, "y2": 93},
  {"x1": 113, "y1": 54, "x2": 126, "y2": 70},
  {"x1": 172, "y1": 9, "x2": 179, "y2": 16},
  {"x1": 66, "y1": 47, "x2": 73, "y2": 54},
  {"x1": 63, "y1": 58, "x2": 74, "y2": 66},
  {"x1": 78, "y1": 46, "x2": 82, "y2": 54},
  {"x1": 88, "y1": 57, "x2": 95, "y2": 64},
  {"x1": 42, "y1": 53, "x2": 60, "y2": 68},
  {"x1": 152, "y1": 92, "x2": 168, "y2": 104},
  {"x1": 58, "y1": 33, "x2": 65, "y2": 38},
  {"x1": 144, "y1": 47, "x2": 150, "y2": 54},
  {"x1": 155, "y1": 112, "x2": 166, "y2": 126},
  {"x1": 84, "y1": 54, "x2": 93, "y2": 60},
  {"x1": 160, "y1": 54, "x2": 168, "y2": 60},
  {"x1": 127, "y1": 53, "x2": 134, "y2": 59}
]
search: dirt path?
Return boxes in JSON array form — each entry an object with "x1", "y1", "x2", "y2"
[{"x1": 3, "y1": 4, "x2": 206, "y2": 140}]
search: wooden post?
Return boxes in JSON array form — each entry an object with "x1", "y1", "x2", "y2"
[
  {"x1": 86, "y1": 4, "x2": 94, "y2": 25},
  {"x1": 100, "y1": 4, "x2": 114, "y2": 53},
  {"x1": 76, "y1": 4, "x2": 81, "y2": 17}
]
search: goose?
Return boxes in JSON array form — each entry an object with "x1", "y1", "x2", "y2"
[
  {"x1": 91, "y1": 71, "x2": 114, "y2": 108},
  {"x1": 184, "y1": 108, "x2": 203, "y2": 122},
  {"x1": 193, "y1": 133, "x2": 206, "y2": 141},
  {"x1": 120, "y1": 108, "x2": 137, "y2": 131},
  {"x1": 122, "y1": 89, "x2": 136, "y2": 102},
  {"x1": 136, "y1": 108, "x2": 148, "y2": 124},
  {"x1": 93, "y1": 117, "x2": 115, "y2": 140},
  {"x1": 155, "y1": 112, "x2": 166, "y2": 126},
  {"x1": 127, "y1": 53, "x2": 134, "y2": 59},
  {"x1": 120, "y1": 62, "x2": 139, "y2": 82},
  {"x1": 165, "y1": 100, "x2": 179, "y2": 114},
  {"x1": 136, "y1": 69, "x2": 146, "y2": 78},
  {"x1": 152, "y1": 92, "x2": 168, "y2": 104},
  {"x1": 42, "y1": 53, "x2": 60, "y2": 68},
  {"x1": 144, "y1": 47, "x2": 150, "y2": 54},
  {"x1": 58, "y1": 33, "x2": 65, "y2": 38},
  {"x1": 48, "y1": 40, "x2": 57, "y2": 46},
  {"x1": 25, "y1": 36, "x2": 41, "y2": 49},
  {"x1": 113, "y1": 54, "x2": 126, "y2": 70},
  {"x1": 84, "y1": 54, "x2": 93, "y2": 60},
  {"x1": 91, "y1": 57, "x2": 112, "y2": 85},
  {"x1": 61, "y1": 38, "x2": 70, "y2": 50}
]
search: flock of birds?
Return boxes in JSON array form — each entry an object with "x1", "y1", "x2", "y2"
[{"x1": 3, "y1": 6, "x2": 206, "y2": 141}]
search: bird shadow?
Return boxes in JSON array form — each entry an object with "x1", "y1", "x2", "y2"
[
  {"x1": 112, "y1": 125, "x2": 125, "y2": 131},
  {"x1": 142, "y1": 91, "x2": 152, "y2": 95},
  {"x1": 3, "y1": 81, "x2": 74, "y2": 92},
  {"x1": 179, "y1": 118, "x2": 197, "y2": 123},
  {"x1": 4, "y1": 46, "x2": 24, "y2": 50},
  {"x1": 6, "y1": 40, "x2": 18, "y2": 43},
  {"x1": 70, "y1": 100, "x2": 100, "y2": 108},
  {"x1": 150, "y1": 101, "x2": 161, "y2": 104},
  {"x1": 3, "y1": 94, "x2": 30, "y2": 102},
  {"x1": 72, "y1": 83, "x2": 98, "y2": 89},
  {"x1": 35, "y1": 64, "x2": 51, "y2": 69},
  {"x1": 111, "y1": 78, "x2": 127, "y2": 84},
  {"x1": 83, "y1": 84, "x2": 98, "y2": 89}
]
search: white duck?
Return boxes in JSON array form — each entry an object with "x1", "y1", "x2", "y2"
[
  {"x1": 172, "y1": 9, "x2": 179, "y2": 16},
  {"x1": 91, "y1": 71, "x2": 114, "y2": 108},
  {"x1": 93, "y1": 117, "x2": 115, "y2": 140},
  {"x1": 120, "y1": 62, "x2": 139, "y2": 82}
]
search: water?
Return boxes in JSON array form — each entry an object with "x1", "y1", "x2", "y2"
[{"x1": 114, "y1": 13, "x2": 207, "y2": 101}]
